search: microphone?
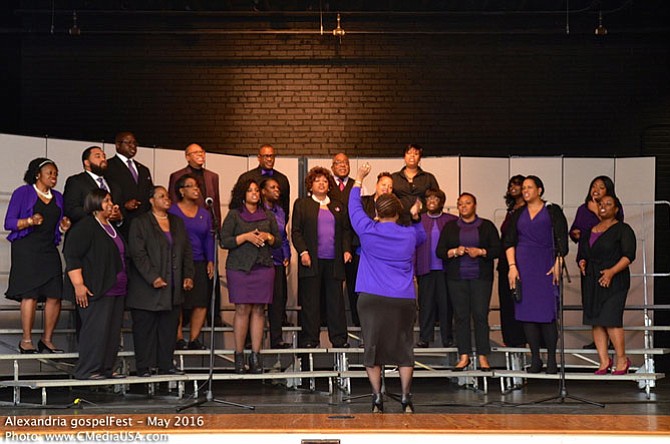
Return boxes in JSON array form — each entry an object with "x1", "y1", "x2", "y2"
[{"x1": 205, "y1": 197, "x2": 214, "y2": 207}]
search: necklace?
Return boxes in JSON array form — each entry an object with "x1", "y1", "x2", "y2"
[
  {"x1": 33, "y1": 184, "x2": 52, "y2": 199},
  {"x1": 95, "y1": 216, "x2": 117, "y2": 238},
  {"x1": 311, "y1": 194, "x2": 330, "y2": 206},
  {"x1": 152, "y1": 212, "x2": 168, "y2": 220}
]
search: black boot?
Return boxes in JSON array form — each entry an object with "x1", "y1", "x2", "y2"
[
  {"x1": 546, "y1": 355, "x2": 558, "y2": 374},
  {"x1": 249, "y1": 351, "x2": 263, "y2": 374},
  {"x1": 528, "y1": 356, "x2": 543, "y2": 373},
  {"x1": 234, "y1": 352, "x2": 246, "y2": 374},
  {"x1": 401, "y1": 393, "x2": 414, "y2": 413},
  {"x1": 371, "y1": 393, "x2": 383, "y2": 413}
]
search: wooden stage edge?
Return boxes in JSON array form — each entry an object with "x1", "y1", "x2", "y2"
[{"x1": 2, "y1": 414, "x2": 670, "y2": 436}]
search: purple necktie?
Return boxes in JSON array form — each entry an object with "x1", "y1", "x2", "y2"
[
  {"x1": 97, "y1": 177, "x2": 109, "y2": 191},
  {"x1": 127, "y1": 159, "x2": 139, "y2": 183}
]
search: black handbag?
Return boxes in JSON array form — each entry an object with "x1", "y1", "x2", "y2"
[{"x1": 511, "y1": 277, "x2": 522, "y2": 303}]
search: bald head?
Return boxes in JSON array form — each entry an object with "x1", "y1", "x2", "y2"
[
  {"x1": 185, "y1": 143, "x2": 206, "y2": 169},
  {"x1": 331, "y1": 152, "x2": 350, "y2": 180}
]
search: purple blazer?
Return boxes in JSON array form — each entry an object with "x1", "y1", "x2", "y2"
[
  {"x1": 4, "y1": 184, "x2": 65, "y2": 244},
  {"x1": 415, "y1": 212, "x2": 457, "y2": 276}
]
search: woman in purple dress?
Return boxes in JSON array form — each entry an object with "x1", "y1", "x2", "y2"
[
  {"x1": 221, "y1": 178, "x2": 279, "y2": 374},
  {"x1": 504, "y1": 176, "x2": 568, "y2": 374}
]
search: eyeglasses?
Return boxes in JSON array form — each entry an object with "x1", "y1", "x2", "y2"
[
  {"x1": 187, "y1": 150, "x2": 205, "y2": 156},
  {"x1": 333, "y1": 161, "x2": 349, "y2": 166}
]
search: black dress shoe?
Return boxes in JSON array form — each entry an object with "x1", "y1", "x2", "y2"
[
  {"x1": 88, "y1": 373, "x2": 107, "y2": 380},
  {"x1": 415, "y1": 340, "x2": 429, "y2": 348},
  {"x1": 442, "y1": 338, "x2": 454, "y2": 347},
  {"x1": 188, "y1": 339, "x2": 207, "y2": 350},
  {"x1": 271, "y1": 342, "x2": 292, "y2": 349},
  {"x1": 401, "y1": 393, "x2": 414, "y2": 413},
  {"x1": 332, "y1": 342, "x2": 350, "y2": 348},
  {"x1": 137, "y1": 369, "x2": 151, "y2": 377},
  {"x1": 18, "y1": 342, "x2": 38, "y2": 354},
  {"x1": 38, "y1": 340, "x2": 64, "y2": 354},
  {"x1": 175, "y1": 339, "x2": 188, "y2": 351},
  {"x1": 303, "y1": 342, "x2": 319, "y2": 349},
  {"x1": 159, "y1": 368, "x2": 185, "y2": 376}
]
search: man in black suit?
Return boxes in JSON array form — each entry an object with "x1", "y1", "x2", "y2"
[
  {"x1": 105, "y1": 131, "x2": 154, "y2": 236},
  {"x1": 328, "y1": 152, "x2": 362, "y2": 327},
  {"x1": 63, "y1": 146, "x2": 124, "y2": 227},
  {"x1": 235, "y1": 144, "x2": 290, "y2": 223}
]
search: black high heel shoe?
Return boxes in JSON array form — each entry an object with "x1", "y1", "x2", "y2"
[
  {"x1": 401, "y1": 393, "x2": 414, "y2": 413},
  {"x1": 38, "y1": 339, "x2": 64, "y2": 354},
  {"x1": 371, "y1": 393, "x2": 383, "y2": 413},
  {"x1": 18, "y1": 341, "x2": 37, "y2": 354}
]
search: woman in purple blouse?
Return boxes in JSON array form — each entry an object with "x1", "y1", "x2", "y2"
[
  {"x1": 350, "y1": 163, "x2": 425, "y2": 414},
  {"x1": 4, "y1": 158, "x2": 71, "y2": 354},
  {"x1": 170, "y1": 174, "x2": 215, "y2": 351}
]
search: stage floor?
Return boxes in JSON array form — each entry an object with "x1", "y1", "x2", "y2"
[{"x1": 2, "y1": 377, "x2": 669, "y2": 419}]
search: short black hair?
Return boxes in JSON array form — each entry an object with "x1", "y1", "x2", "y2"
[
  {"x1": 81, "y1": 146, "x2": 102, "y2": 166},
  {"x1": 83, "y1": 189, "x2": 110, "y2": 214},
  {"x1": 174, "y1": 173, "x2": 198, "y2": 202}
]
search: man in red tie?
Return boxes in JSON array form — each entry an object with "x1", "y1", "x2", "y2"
[{"x1": 328, "y1": 153, "x2": 361, "y2": 328}]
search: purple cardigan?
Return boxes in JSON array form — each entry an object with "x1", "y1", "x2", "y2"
[
  {"x1": 4, "y1": 184, "x2": 65, "y2": 244},
  {"x1": 415, "y1": 212, "x2": 457, "y2": 276}
]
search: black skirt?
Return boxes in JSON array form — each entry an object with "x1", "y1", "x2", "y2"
[
  {"x1": 183, "y1": 261, "x2": 211, "y2": 309},
  {"x1": 357, "y1": 292, "x2": 416, "y2": 367}
]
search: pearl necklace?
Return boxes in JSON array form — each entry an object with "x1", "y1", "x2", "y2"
[
  {"x1": 33, "y1": 184, "x2": 52, "y2": 199},
  {"x1": 152, "y1": 212, "x2": 168, "y2": 220},
  {"x1": 95, "y1": 216, "x2": 117, "y2": 239}
]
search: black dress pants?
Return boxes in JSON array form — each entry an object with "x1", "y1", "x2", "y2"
[
  {"x1": 417, "y1": 270, "x2": 453, "y2": 345},
  {"x1": 447, "y1": 279, "x2": 493, "y2": 356},
  {"x1": 268, "y1": 263, "x2": 288, "y2": 346},
  {"x1": 299, "y1": 259, "x2": 347, "y2": 347},
  {"x1": 131, "y1": 305, "x2": 181, "y2": 372},
  {"x1": 75, "y1": 295, "x2": 125, "y2": 379}
]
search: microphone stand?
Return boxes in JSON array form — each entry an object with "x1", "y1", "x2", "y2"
[
  {"x1": 177, "y1": 200, "x2": 254, "y2": 412},
  {"x1": 522, "y1": 242, "x2": 604, "y2": 408}
]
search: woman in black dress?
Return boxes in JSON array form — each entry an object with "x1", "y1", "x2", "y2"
[
  {"x1": 577, "y1": 195, "x2": 636, "y2": 375},
  {"x1": 4, "y1": 158, "x2": 70, "y2": 353},
  {"x1": 498, "y1": 175, "x2": 527, "y2": 348}
]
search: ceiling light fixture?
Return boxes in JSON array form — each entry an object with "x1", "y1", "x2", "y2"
[
  {"x1": 332, "y1": 13, "x2": 345, "y2": 42},
  {"x1": 68, "y1": 10, "x2": 80, "y2": 36},
  {"x1": 594, "y1": 10, "x2": 608, "y2": 36}
]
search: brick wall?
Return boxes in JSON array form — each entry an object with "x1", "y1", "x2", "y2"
[{"x1": 15, "y1": 26, "x2": 670, "y2": 157}]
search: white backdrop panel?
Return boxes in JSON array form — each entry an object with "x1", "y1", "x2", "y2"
[
  {"x1": 154, "y1": 148, "x2": 188, "y2": 190},
  {"x1": 46, "y1": 138, "x2": 99, "y2": 192},
  {"x1": 460, "y1": 157, "x2": 509, "y2": 222},
  {"x1": 0, "y1": 134, "x2": 46, "y2": 191},
  {"x1": 421, "y1": 156, "x2": 460, "y2": 213},
  {"x1": 509, "y1": 157, "x2": 563, "y2": 205},
  {"x1": 562, "y1": 158, "x2": 615, "y2": 209}
]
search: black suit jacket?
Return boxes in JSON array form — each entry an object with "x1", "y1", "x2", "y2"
[
  {"x1": 105, "y1": 155, "x2": 154, "y2": 233},
  {"x1": 63, "y1": 172, "x2": 123, "y2": 225},
  {"x1": 126, "y1": 212, "x2": 195, "y2": 311},
  {"x1": 291, "y1": 196, "x2": 352, "y2": 280}
]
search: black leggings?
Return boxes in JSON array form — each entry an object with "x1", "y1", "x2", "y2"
[{"x1": 523, "y1": 321, "x2": 557, "y2": 364}]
